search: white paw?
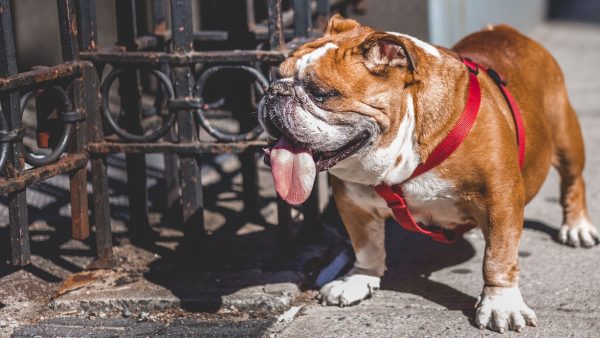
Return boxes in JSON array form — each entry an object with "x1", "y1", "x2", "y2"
[
  {"x1": 475, "y1": 286, "x2": 537, "y2": 333},
  {"x1": 558, "y1": 218, "x2": 599, "y2": 247},
  {"x1": 317, "y1": 274, "x2": 380, "y2": 307}
]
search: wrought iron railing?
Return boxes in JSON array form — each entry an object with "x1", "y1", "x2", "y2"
[
  {"x1": 2, "y1": 0, "x2": 353, "y2": 267},
  {"x1": 0, "y1": 0, "x2": 93, "y2": 266}
]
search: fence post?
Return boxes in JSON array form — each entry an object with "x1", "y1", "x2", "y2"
[
  {"x1": 0, "y1": 0, "x2": 30, "y2": 266},
  {"x1": 56, "y1": 0, "x2": 90, "y2": 241},
  {"x1": 171, "y1": 0, "x2": 206, "y2": 253},
  {"x1": 293, "y1": 0, "x2": 311, "y2": 37},
  {"x1": 77, "y1": 0, "x2": 115, "y2": 267},
  {"x1": 152, "y1": 0, "x2": 181, "y2": 218},
  {"x1": 115, "y1": 0, "x2": 154, "y2": 242}
]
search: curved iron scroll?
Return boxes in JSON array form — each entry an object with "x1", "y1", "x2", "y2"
[
  {"x1": 194, "y1": 65, "x2": 268, "y2": 142},
  {"x1": 100, "y1": 68, "x2": 176, "y2": 142},
  {"x1": 20, "y1": 86, "x2": 76, "y2": 167}
]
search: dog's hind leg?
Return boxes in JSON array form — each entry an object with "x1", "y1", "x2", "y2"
[{"x1": 551, "y1": 101, "x2": 598, "y2": 247}]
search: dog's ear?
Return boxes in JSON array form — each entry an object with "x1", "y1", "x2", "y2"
[
  {"x1": 359, "y1": 32, "x2": 414, "y2": 74},
  {"x1": 324, "y1": 14, "x2": 360, "y2": 36}
]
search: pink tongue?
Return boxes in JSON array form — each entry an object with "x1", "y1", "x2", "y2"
[{"x1": 270, "y1": 137, "x2": 316, "y2": 205}]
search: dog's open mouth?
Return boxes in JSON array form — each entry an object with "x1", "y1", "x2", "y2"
[{"x1": 263, "y1": 130, "x2": 371, "y2": 205}]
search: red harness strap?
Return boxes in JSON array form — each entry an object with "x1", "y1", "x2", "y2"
[{"x1": 375, "y1": 58, "x2": 525, "y2": 243}]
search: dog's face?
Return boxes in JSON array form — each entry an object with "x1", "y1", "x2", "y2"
[{"x1": 259, "y1": 15, "x2": 434, "y2": 204}]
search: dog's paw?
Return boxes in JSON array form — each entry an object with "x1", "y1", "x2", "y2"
[
  {"x1": 558, "y1": 218, "x2": 599, "y2": 247},
  {"x1": 475, "y1": 286, "x2": 537, "y2": 333},
  {"x1": 317, "y1": 274, "x2": 380, "y2": 307}
]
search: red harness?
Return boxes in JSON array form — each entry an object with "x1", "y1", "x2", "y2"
[{"x1": 375, "y1": 58, "x2": 526, "y2": 243}]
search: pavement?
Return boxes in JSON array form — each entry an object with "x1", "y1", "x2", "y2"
[{"x1": 1, "y1": 17, "x2": 600, "y2": 338}]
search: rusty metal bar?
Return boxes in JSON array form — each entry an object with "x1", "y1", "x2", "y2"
[
  {"x1": 0, "y1": 0, "x2": 30, "y2": 266},
  {"x1": 79, "y1": 50, "x2": 286, "y2": 65},
  {"x1": 149, "y1": 0, "x2": 180, "y2": 217},
  {"x1": 268, "y1": 0, "x2": 286, "y2": 52},
  {"x1": 151, "y1": 30, "x2": 230, "y2": 44},
  {"x1": 57, "y1": 0, "x2": 80, "y2": 61},
  {"x1": 88, "y1": 141, "x2": 266, "y2": 154},
  {"x1": 115, "y1": 0, "x2": 153, "y2": 242},
  {"x1": 215, "y1": 0, "x2": 264, "y2": 224},
  {"x1": 152, "y1": 0, "x2": 168, "y2": 34},
  {"x1": 163, "y1": 125, "x2": 181, "y2": 215},
  {"x1": 293, "y1": 0, "x2": 311, "y2": 37},
  {"x1": 66, "y1": 76, "x2": 91, "y2": 241},
  {"x1": 77, "y1": 0, "x2": 97, "y2": 51},
  {"x1": 78, "y1": 0, "x2": 114, "y2": 266},
  {"x1": 0, "y1": 153, "x2": 88, "y2": 195},
  {"x1": 0, "y1": 63, "x2": 83, "y2": 94},
  {"x1": 57, "y1": 0, "x2": 90, "y2": 241},
  {"x1": 171, "y1": 0, "x2": 205, "y2": 251},
  {"x1": 254, "y1": 0, "x2": 343, "y2": 39}
]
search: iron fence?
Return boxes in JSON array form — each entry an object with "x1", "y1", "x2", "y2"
[
  {"x1": 0, "y1": 0, "x2": 92, "y2": 266},
  {"x1": 1, "y1": 0, "x2": 352, "y2": 268}
]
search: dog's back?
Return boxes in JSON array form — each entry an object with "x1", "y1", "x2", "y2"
[{"x1": 454, "y1": 25, "x2": 590, "y2": 246}]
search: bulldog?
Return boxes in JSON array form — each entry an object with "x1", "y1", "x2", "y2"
[{"x1": 258, "y1": 15, "x2": 597, "y2": 333}]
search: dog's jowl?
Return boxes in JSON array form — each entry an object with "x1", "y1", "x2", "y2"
[{"x1": 259, "y1": 14, "x2": 597, "y2": 333}]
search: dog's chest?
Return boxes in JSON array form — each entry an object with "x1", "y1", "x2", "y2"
[{"x1": 343, "y1": 173, "x2": 469, "y2": 229}]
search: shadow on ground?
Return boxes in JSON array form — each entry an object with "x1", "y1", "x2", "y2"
[
  {"x1": 0, "y1": 149, "x2": 567, "y2": 334},
  {"x1": 382, "y1": 225, "x2": 477, "y2": 312}
]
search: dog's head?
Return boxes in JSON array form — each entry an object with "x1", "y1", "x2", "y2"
[{"x1": 259, "y1": 15, "x2": 445, "y2": 204}]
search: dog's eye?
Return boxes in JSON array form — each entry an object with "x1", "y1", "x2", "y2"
[
  {"x1": 313, "y1": 93, "x2": 326, "y2": 103},
  {"x1": 308, "y1": 87, "x2": 338, "y2": 103}
]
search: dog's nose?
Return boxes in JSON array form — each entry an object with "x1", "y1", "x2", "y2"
[{"x1": 270, "y1": 80, "x2": 293, "y2": 96}]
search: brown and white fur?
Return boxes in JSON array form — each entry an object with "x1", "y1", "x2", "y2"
[{"x1": 258, "y1": 15, "x2": 597, "y2": 333}]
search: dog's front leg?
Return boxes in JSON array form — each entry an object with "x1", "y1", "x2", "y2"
[
  {"x1": 318, "y1": 178, "x2": 386, "y2": 307},
  {"x1": 476, "y1": 188, "x2": 537, "y2": 333}
]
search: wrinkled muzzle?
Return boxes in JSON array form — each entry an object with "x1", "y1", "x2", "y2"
[
  {"x1": 259, "y1": 80, "x2": 373, "y2": 152},
  {"x1": 258, "y1": 79, "x2": 377, "y2": 205}
]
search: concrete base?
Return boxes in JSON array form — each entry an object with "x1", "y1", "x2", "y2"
[{"x1": 50, "y1": 269, "x2": 303, "y2": 315}]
